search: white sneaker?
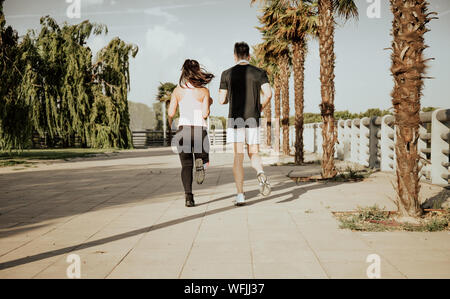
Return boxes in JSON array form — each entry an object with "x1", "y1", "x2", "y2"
[
  {"x1": 257, "y1": 172, "x2": 271, "y2": 196},
  {"x1": 234, "y1": 193, "x2": 246, "y2": 206}
]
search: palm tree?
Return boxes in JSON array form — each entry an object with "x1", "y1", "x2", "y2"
[
  {"x1": 389, "y1": 0, "x2": 435, "y2": 218},
  {"x1": 257, "y1": 1, "x2": 292, "y2": 156},
  {"x1": 250, "y1": 47, "x2": 271, "y2": 147},
  {"x1": 156, "y1": 82, "x2": 176, "y2": 142},
  {"x1": 254, "y1": 30, "x2": 283, "y2": 154},
  {"x1": 273, "y1": 73, "x2": 282, "y2": 153},
  {"x1": 259, "y1": 45, "x2": 282, "y2": 153},
  {"x1": 317, "y1": 0, "x2": 358, "y2": 178},
  {"x1": 276, "y1": 3, "x2": 318, "y2": 164},
  {"x1": 252, "y1": 44, "x2": 282, "y2": 149}
]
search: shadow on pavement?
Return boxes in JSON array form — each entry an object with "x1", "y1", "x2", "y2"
[{"x1": 0, "y1": 179, "x2": 342, "y2": 270}]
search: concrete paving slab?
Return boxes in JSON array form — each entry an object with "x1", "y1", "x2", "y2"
[{"x1": 0, "y1": 149, "x2": 448, "y2": 279}]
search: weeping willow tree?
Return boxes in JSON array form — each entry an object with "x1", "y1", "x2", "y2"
[
  {"x1": 1, "y1": 12, "x2": 137, "y2": 150},
  {"x1": 0, "y1": 0, "x2": 31, "y2": 150},
  {"x1": 90, "y1": 38, "x2": 138, "y2": 148},
  {"x1": 59, "y1": 20, "x2": 107, "y2": 147},
  {"x1": 20, "y1": 17, "x2": 108, "y2": 147}
]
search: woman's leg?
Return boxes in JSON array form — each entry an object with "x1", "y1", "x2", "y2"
[
  {"x1": 179, "y1": 152, "x2": 194, "y2": 195},
  {"x1": 176, "y1": 126, "x2": 194, "y2": 195},
  {"x1": 193, "y1": 128, "x2": 209, "y2": 184},
  {"x1": 195, "y1": 128, "x2": 210, "y2": 164}
]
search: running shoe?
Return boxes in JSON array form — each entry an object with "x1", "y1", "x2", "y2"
[
  {"x1": 257, "y1": 172, "x2": 271, "y2": 196},
  {"x1": 194, "y1": 158, "x2": 205, "y2": 184},
  {"x1": 234, "y1": 193, "x2": 246, "y2": 206},
  {"x1": 185, "y1": 193, "x2": 195, "y2": 207}
]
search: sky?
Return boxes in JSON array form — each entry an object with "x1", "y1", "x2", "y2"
[{"x1": 3, "y1": 0, "x2": 450, "y2": 117}]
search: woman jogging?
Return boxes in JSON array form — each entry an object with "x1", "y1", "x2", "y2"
[{"x1": 168, "y1": 59, "x2": 214, "y2": 207}]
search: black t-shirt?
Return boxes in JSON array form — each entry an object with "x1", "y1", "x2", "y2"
[{"x1": 220, "y1": 64, "x2": 269, "y2": 128}]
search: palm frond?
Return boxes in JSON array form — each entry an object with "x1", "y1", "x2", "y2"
[{"x1": 332, "y1": 0, "x2": 358, "y2": 20}]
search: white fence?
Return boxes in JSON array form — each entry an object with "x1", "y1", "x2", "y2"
[{"x1": 300, "y1": 108, "x2": 450, "y2": 186}]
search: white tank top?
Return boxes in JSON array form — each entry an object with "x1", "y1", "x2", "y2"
[{"x1": 178, "y1": 83, "x2": 207, "y2": 128}]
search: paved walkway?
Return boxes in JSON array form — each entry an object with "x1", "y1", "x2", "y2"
[{"x1": 0, "y1": 148, "x2": 449, "y2": 278}]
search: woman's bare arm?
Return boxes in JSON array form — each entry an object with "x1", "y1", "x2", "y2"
[{"x1": 168, "y1": 87, "x2": 179, "y2": 125}]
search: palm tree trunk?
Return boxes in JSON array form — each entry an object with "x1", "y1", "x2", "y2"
[
  {"x1": 318, "y1": 0, "x2": 337, "y2": 178},
  {"x1": 274, "y1": 75, "x2": 281, "y2": 153},
  {"x1": 390, "y1": 0, "x2": 431, "y2": 218},
  {"x1": 293, "y1": 41, "x2": 306, "y2": 165},
  {"x1": 280, "y1": 54, "x2": 290, "y2": 156}
]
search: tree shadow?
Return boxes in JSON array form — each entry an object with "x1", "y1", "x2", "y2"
[
  {"x1": 196, "y1": 179, "x2": 342, "y2": 206},
  {"x1": 0, "y1": 178, "x2": 341, "y2": 270},
  {"x1": 0, "y1": 148, "x2": 314, "y2": 238},
  {"x1": 421, "y1": 188, "x2": 450, "y2": 209}
]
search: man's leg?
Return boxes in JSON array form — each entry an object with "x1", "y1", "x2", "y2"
[
  {"x1": 233, "y1": 142, "x2": 245, "y2": 194},
  {"x1": 247, "y1": 128, "x2": 271, "y2": 196},
  {"x1": 247, "y1": 144, "x2": 263, "y2": 174}
]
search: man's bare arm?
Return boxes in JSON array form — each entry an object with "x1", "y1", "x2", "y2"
[
  {"x1": 202, "y1": 89, "x2": 212, "y2": 119},
  {"x1": 218, "y1": 89, "x2": 228, "y2": 105},
  {"x1": 260, "y1": 83, "x2": 272, "y2": 110}
]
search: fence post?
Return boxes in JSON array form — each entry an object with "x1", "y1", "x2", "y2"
[
  {"x1": 418, "y1": 118, "x2": 430, "y2": 181},
  {"x1": 303, "y1": 124, "x2": 311, "y2": 153},
  {"x1": 289, "y1": 125, "x2": 295, "y2": 150},
  {"x1": 431, "y1": 108, "x2": 449, "y2": 186},
  {"x1": 351, "y1": 119, "x2": 360, "y2": 163},
  {"x1": 316, "y1": 123, "x2": 323, "y2": 154},
  {"x1": 312, "y1": 124, "x2": 317, "y2": 153},
  {"x1": 337, "y1": 120, "x2": 345, "y2": 160},
  {"x1": 359, "y1": 117, "x2": 371, "y2": 167},
  {"x1": 380, "y1": 115, "x2": 395, "y2": 172},
  {"x1": 343, "y1": 120, "x2": 352, "y2": 161},
  {"x1": 369, "y1": 116, "x2": 380, "y2": 168}
]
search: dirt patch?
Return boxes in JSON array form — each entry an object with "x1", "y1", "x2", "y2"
[{"x1": 334, "y1": 205, "x2": 450, "y2": 232}]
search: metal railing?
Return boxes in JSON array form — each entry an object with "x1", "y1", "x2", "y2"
[
  {"x1": 132, "y1": 129, "x2": 229, "y2": 148},
  {"x1": 300, "y1": 108, "x2": 449, "y2": 186}
]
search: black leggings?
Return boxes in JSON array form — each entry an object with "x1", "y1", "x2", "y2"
[{"x1": 172, "y1": 126, "x2": 210, "y2": 195}]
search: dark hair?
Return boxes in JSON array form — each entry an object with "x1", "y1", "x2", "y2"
[
  {"x1": 234, "y1": 42, "x2": 250, "y2": 60},
  {"x1": 179, "y1": 59, "x2": 214, "y2": 88}
]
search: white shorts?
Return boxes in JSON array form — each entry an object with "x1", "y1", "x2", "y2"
[{"x1": 226, "y1": 127, "x2": 261, "y2": 145}]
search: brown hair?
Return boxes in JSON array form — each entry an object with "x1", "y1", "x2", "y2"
[{"x1": 179, "y1": 59, "x2": 214, "y2": 88}]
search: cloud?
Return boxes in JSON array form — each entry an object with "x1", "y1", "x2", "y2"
[
  {"x1": 144, "y1": 7, "x2": 178, "y2": 24},
  {"x1": 82, "y1": 0, "x2": 104, "y2": 7},
  {"x1": 438, "y1": 9, "x2": 450, "y2": 17},
  {"x1": 145, "y1": 26, "x2": 186, "y2": 60}
]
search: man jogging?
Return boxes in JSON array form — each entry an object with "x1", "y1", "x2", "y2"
[{"x1": 219, "y1": 42, "x2": 272, "y2": 206}]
